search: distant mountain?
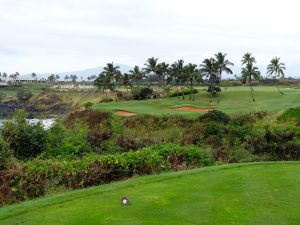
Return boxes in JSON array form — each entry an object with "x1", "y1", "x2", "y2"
[
  {"x1": 20, "y1": 64, "x2": 133, "y2": 80},
  {"x1": 19, "y1": 63, "x2": 300, "y2": 80}
]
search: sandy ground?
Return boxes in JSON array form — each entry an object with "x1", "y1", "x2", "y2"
[
  {"x1": 166, "y1": 106, "x2": 214, "y2": 112},
  {"x1": 115, "y1": 110, "x2": 136, "y2": 116}
]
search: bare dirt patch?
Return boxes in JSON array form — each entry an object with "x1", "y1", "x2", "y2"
[
  {"x1": 166, "y1": 106, "x2": 214, "y2": 112},
  {"x1": 115, "y1": 110, "x2": 136, "y2": 116}
]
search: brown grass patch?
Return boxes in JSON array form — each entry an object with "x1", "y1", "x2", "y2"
[
  {"x1": 166, "y1": 106, "x2": 214, "y2": 112},
  {"x1": 115, "y1": 110, "x2": 136, "y2": 116}
]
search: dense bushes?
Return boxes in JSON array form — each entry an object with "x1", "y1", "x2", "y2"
[
  {"x1": 83, "y1": 101, "x2": 94, "y2": 109},
  {"x1": 46, "y1": 122, "x2": 91, "y2": 156},
  {"x1": 1, "y1": 108, "x2": 300, "y2": 205},
  {"x1": 0, "y1": 144, "x2": 213, "y2": 204},
  {"x1": 0, "y1": 92, "x2": 6, "y2": 102},
  {"x1": 277, "y1": 107, "x2": 300, "y2": 121},
  {"x1": 198, "y1": 110, "x2": 229, "y2": 123},
  {"x1": 100, "y1": 97, "x2": 114, "y2": 103},
  {"x1": 132, "y1": 87, "x2": 153, "y2": 100},
  {"x1": 1, "y1": 110, "x2": 47, "y2": 159},
  {"x1": 245, "y1": 125, "x2": 300, "y2": 160},
  {"x1": 16, "y1": 89, "x2": 33, "y2": 102},
  {"x1": 0, "y1": 137, "x2": 11, "y2": 169},
  {"x1": 168, "y1": 88, "x2": 199, "y2": 97}
]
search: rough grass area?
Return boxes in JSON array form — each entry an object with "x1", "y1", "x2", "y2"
[
  {"x1": 1, "y1": 162, "x2": 300, "y2": 225},
  {"x1": 92, "y1": 86, "x2": 300, "y2": 117},
  {"x1": 278, "y1": 107, "x2": 300, "y2": 121}
]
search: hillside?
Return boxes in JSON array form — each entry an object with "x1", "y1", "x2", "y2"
[
  {"x1": 20, "y1": 64, "x2": 133, "y2": 80},
  {"x1": 1, "y1": 162, "x2": 300, "y2": 225}
]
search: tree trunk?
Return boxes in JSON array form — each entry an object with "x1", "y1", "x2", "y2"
[
  {"x1": 182, "y1": 86, "x2": 185, "y2": 100},
  {"x1": 189, "y1": 81, "x2": 192, "y2": 100},
  {"x1": 276, "y1": 79, "x2": 283, "y2": 95},
  {"x1": 176, "y1": 80, "x2": 180, "y2": 99},
  {"x1": 192, "y1": 82, "x2": 195, "y2": 101},
  {"x1": 210, "y1": 78, "x2": 213, "y2": 103},
  {"x1": 217, "y1": 70, "x2": 221, "y2": 104},
  {"x1": 250, "y1": 79, "x2": 255, "y2": 102}
]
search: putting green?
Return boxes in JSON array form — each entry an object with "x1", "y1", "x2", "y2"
[{"x1": 1, "y1": 162, "x2": 300, "y2": 225}]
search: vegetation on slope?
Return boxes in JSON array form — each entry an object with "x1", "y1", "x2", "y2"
[{"x1": 1, "y1": 108, "x2": 299, "y2": 205}]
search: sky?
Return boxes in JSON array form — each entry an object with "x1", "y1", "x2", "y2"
[{"x1": 0, "y1": 0, "x2": 300, "y2": 76}]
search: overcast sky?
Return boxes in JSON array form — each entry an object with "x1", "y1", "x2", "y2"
[{"x1": 1, "y1": 0, "x2": 300, "y2": 76}]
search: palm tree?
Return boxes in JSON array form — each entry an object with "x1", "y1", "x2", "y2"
[
  {"x1": 200, "y1": 58, "x2": 218, "y2": 103},
  {"x1": 170, "y1": 60, "x2": 184, "y2": 98},
  {"x1": 31, "y1": 73, "x2": 37, "y2": 82},
  {"x1": 101, "y1": 62, "x2": 122, "y2": 92},
  {"x1": 9, "y1": 72, "x2": 19, "y2": 85},
  {"x1": 183, "y1": 63, "x2": 201, "y2": 101},
  {"x1": 241, "y1": 60, "x2": 261, "y2": 102},
  {"x1": 2, "y1": 72, "x2": 7, "y2": 81},
  {"x1": 267, "y1": 57, "x2": 286, "y2": 94},
  {"x1": 64, "y1": 75, "x2": 69, "y2": 84},
  {"x1": 122, "y1": 73, "x2": 132, "y2": 94},
  {"x1": 70, "y1": 75, "x2": 78, "y2": 86},
  {"x1": 48, "y1": 74, "x2": 56, "y2": 83},
  {"x1": 129, "y1": 65, "x2": 144, "y2": 87},
  {"x1": 214, "y1": 52, "x2": 234, "y2": 103},
  {"x1": 170, "y1": 60, "x2": 184, "y2": 99},
  {"x1": 157, "y1": 62, "x2": 170, "y2": 87},
  {"x1": 144, "y1": 57, "x2": 159, "y2": 97},
  {"x1": 144, "y1": 57, "x2": 159, "y2": 76},
  {"x1": 241, "y1": 53, "x2": 256, "y2": 66}
]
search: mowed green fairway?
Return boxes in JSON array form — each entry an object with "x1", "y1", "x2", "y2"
[
  {"x1": 93, "y1": 86, "x2": 300, "y2": 116},
  {"x1": 1, "y1": 162, "x2": 300, "y2": 225}
]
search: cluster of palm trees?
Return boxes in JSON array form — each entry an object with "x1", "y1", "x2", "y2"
[
  {"x1": 241, "y1": 53, "x2": 286, "y2": 101},
  {"x1": 94, "y1": 53, "x2": 234, "y2": 102},
  {"x1": 94, "y1": 52, "x2": 286, "y2": 103},
  {"x1": 0, "y1": 72, "x2": 19, "y2": 85},
  {"x1": 0, "y1": 72, "x2": 8, "y2": 81}
]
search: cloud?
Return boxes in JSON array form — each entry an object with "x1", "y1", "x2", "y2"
[{"x1": 0, "y1": 0, "x2": 299, "y2": 76}]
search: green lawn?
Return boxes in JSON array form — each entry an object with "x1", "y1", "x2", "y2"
[
  {"x1": 1, "y1": 162, "x2": 300, "y2": 225},
  {"x1": 0, "y1": 84, "x2": 49, "y2": 100},
  {"x1": 93, "y1": 86, "x2": 300, "y2": 117}
]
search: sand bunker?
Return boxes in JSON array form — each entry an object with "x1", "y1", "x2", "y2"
[
  {"x1": 115, "y1": 110, "x2": 136, "y2": 116},
  {"x1": 166, "y1": 106, "x2": 214, "y2": 112}
]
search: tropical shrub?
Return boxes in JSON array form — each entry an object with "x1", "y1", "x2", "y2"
[
  {"x1": 46, "y1": 122, "x2": 90, "y2": 156},
  {"x1": 100, "y1": 97, "x2": 114, "y2": 103},
  {"x1": 16, "y1": 89, "x2": 33, "y2": 102},
  {"x1": 1, "y1": 110, "x2": 46, "y2": 159},
  {"x1": 83, "y1": 101, "x2": 94, "y2": 109},
  {"x1": 199, "y1": 110, "x2": 230, "y2": 123},
  {"x1": 0, "y1": 137, "x2": 11, "y2": 170},
  {"x1": 132, "y1": 87, "x2": 153, "y2": 100},
  {"x1": 277, "y1": 107, "x2": 300, "y2": 121},
  {"x1": 0, "y1": 144, "x2": 213, "y2": 204},
  {"x1": 168, "y1": 88, "x2": 199, "y2": 97},
  {"x1": 245, "y1": 125, "x2": 300, "y2": 160},
  {"x1": 65, "y1": 109, "x2": 110, "y2": 129},
  {"x1": 0, "y1": 92, "x2": 6, "y2": 102}
]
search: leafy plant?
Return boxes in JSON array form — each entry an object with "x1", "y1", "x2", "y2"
[
  {"x1": 16, "y1": 89, "x2": 33, "y2": 102},
  {"x1": 1, "y1": 110, "x2": 46, "y2": 159},
  {"x1": 0, "y1": 137, "x2": 11, "y2": 170},
  {"x1": 83, "y1": 102, "x2": 94, "y2": 109}
]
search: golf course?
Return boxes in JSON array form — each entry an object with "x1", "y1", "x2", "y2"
[
  {"x1": 1, "y1": 162, "x2": 300, "y2": 225},
  {"x1": 93, "y1": 86, "x2": 300, "y2": 116}
]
